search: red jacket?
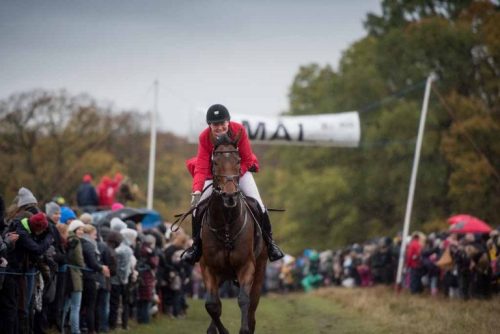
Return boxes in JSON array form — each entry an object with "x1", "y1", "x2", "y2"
[
  {"x1": 405, "y1": 238, "x2": 422, "y2": 269},
  {"x1": 188, "y1": 121, "x2": 259, "y2": 192}
]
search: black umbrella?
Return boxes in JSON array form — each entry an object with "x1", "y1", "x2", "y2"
[
  {"x1": 99, "y1": 207, "x2": 149, "y2": 226},
  {"x1": 108, "y1": 207, "x2": 148, "y2": 222}
]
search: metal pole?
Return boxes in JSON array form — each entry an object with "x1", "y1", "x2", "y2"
[
  {"x1": 146, "y1": 80, "x2": 158, "y2": 210},
  {"x1": 395, "y1": 73, "x2": 436, "y2": 289}
]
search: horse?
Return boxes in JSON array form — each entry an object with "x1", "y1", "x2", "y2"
[{"x1": 200, "y1": 133, "x2": 267, "y2": 334}]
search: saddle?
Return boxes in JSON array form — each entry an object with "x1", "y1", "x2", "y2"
[{"x1": 196, "y1": 195, "x2": 264, "y2": 252}]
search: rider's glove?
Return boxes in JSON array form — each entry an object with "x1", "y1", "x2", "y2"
[{"x1": 191, "y1": 191, "x2": 201, "y2": 207}]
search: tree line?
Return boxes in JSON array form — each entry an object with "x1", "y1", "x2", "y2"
[{"x1": 1, "y1": 0, "x2": 498, "y2": 254}]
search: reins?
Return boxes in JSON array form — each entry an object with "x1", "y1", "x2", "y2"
[
  {"x1": 206, "y1": 195, "x2": 249, "y2": 250},
  {"x1": 171, "y1": 182, "x2": 212, "y2": 232}
]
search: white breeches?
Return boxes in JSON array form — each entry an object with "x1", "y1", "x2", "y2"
[{"x1": 199, "y1": 172, "x2": 265, "y2": 212}]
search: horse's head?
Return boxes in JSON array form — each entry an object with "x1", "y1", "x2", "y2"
[{"x1": 212, "y1": 133, "x2": 241, "y2": 208}]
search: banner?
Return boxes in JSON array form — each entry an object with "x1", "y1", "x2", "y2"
[{"x1": 188, "y1": 111, "x2": 360, "y2": 147}]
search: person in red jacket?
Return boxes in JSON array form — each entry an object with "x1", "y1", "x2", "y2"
[
  {"x1": 406, "y1": 232, "x2": 424, "y2": 294},
  {"x1": 182, "y1": 104, "x2": 284, "y2": 264}
]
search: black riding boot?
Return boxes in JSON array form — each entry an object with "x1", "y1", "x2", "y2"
[
  {"x1": 181, "y1": 214, "x2": 202, "y2": 265},
  {"x1": 261, "y1": 211, "x2": 284, "y2": 262}
]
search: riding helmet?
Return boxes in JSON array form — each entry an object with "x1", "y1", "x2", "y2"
[{"x1": 206, "y1": 104, "x2": 230, "y2": 124}]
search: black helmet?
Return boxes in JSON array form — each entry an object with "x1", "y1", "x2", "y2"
[{"x1": 206, "y1": 104, "x2": 230, "y2": 124}]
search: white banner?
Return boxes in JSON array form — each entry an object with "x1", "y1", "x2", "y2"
[{"x1": 188, "y1": 111, "x2": 360, "y2": 147}]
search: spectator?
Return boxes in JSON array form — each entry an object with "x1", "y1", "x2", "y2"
[
  {"x1": 76, "y1": 174, "x2": 99, "y2": 213},
  {"x1": 109, "y1": 228, "x2": 137, "y2": 331},
  {"x1": 80, "y1": 224, "x2": 110, "y2": 334},
  {"x1": 62, "y1": 220, "x2": 85, "y2": 334},
  {"x1": 7, "y1": 189, "x2": 53, "y2": 333},
  {"x1": 0, "y1": 194, "x2": 20, "y2": 334},
  {"x1": 45, "y1": 202, "x2": 61, "y2": 224},
  {"x1": 466, "y1": 234, "x2": 492, "y2": 299},
  {"x1": 137, "y1": 234, "x2": 159, "y2": 323},
  {"x1": 79, "y1": 213, "x2": 93, "y2": 225},
  {"x1": 95, "y1": 226, "x2": 116, "y2": 333},
  {"x1": 110, "y1": 217, "x2": 127, "y2": 233},
  {"x1": 406, "y1": 232, "x2": 424, "y2": 294},
  {"x1": 421, "y1": 235, "x2": 440, "y2": 296},
  {"x1": 163, "y1": 233, "x2": 189, "y2": 318},
  {"x1": 60, "y1": 206, "x2": 77, "y2": 225},
  {"x1": 44, "y1": 201, "x2": 67, "y2": 331},
  {"x1": 97, "y1": 176, "x2": 115, "y2": 210}
]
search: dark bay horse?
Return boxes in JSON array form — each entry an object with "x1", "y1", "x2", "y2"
[{"x1": 200, "y1": 133, "x2": 267, "y2": 334}]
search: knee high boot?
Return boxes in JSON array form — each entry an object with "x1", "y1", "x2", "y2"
[
  {"x1": 261, "y1": 211, "x2": 284, "y2": 262},
  {"x1": 181, "y1": 214, "x2": 203, "y2": 265}
]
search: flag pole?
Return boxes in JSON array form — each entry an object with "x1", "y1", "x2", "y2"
[
  {"x1": 146, "y1": 80, "x2": 158, "y2": 210},
  {"x1": 395, "y1": 73, "x2": 436, "y2": 291}
]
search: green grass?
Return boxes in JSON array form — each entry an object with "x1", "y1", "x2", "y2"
[
  {"x1": 126, "y1": 293, "x2": 388, "y2": 334},
  {"x1": 50, "y1": 287, "x2": 500, "y2": 333}
]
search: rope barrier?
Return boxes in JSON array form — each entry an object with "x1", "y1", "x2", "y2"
[
  {"x1": 358, "y1": 79, "x2": 427, "y2": 114},
  {"x1": 0, "y1": 269, "x2": 40, "y2": 276},
  {"x1": 0, "y1": 264, "x2": 95, "y2": 276}
]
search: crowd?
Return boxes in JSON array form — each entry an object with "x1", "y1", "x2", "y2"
[
  {"x1": 1, "y1": 180, "x2": 498, "y2": 334},
  {"x1": 0, "y1": 185, "x2": 193, "y2": 334},
  {"x1": 264, "y1": 230, "x2": 500, "y2": 300}
]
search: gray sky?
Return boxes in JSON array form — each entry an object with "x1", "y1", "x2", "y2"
[{"x1": 0, "y1": 0, "x2": 381, "y2": 136}]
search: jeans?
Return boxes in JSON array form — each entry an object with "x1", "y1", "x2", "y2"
[
  {"x1": 137, "y1": 300, "x2": 151, "y2": 324},
  {"x1": 24, "y1": 268, "x2": 37, "y2": 317},
  {"x1": 81, "y1": 279, "x2": 97, "y2": 333},
  {"x1": 96, "y1": 289, "x2": 110, "y2": 332},
  {"x1": 172, "y1": 290, "x2": 184, "y2": 317},
  {"x1": 409, "y1": 267, "x2": 423, "y2": 294},
  {"x1": 62, "y1": 291, "x2": 82, "y2": 334},
  {"x1": 0, "y1": 275, "x2": 19, "y2": 334},
  {"x1": 109, "y1": 284, "x2": 129, "y2": 330}
]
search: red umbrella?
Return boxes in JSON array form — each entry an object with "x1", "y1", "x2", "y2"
[{"x1": 447, "y1": 214, "x2": 492, "y2": 234}]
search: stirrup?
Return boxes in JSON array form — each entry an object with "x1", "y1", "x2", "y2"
[
  {"x1": 268, "y1": 243, "x2": 284, "y2": 262},
  {"x1": 181, "y1": 246, "x2": 202, "y2": 264}
]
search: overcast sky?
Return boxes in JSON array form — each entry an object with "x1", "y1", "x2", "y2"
[{"x1": 0, "y1": 0, "x2": 381, "y2": 136}]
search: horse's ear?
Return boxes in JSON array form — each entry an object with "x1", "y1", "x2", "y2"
[{"x1": 233, "y1": 129, "x2": 242, "y2": 146}]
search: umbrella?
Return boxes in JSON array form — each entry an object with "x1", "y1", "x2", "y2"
[
  {"x1": 93, "y1": 207, "x2": 148, "y2": 226},
  {"x1": 106, "y1": 207, "x2": 149, "y2": 223},
  {"x1": 141, "y1": 210, "x2": 162, "y2": 229},
  {"x1": 92, "y1": 207, "x2": 162, "y2": 229},
  {"x1": 448, "y1": 214, "x2": 483, "y2": 225},
  {"x1": 447, "y1": 214, "x2": 492, "y2": 234}
]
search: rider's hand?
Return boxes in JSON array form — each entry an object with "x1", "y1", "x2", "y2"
[{"x1": 191, "y1": 191, "x2": 201, "y2": 207}]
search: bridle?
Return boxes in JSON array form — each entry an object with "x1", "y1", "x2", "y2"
[{"x1": 211, "y1": 148, "x2": 241, "y2": 196}]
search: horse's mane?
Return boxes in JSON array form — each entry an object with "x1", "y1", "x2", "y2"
[{"x1": 214, "y1": 133, "x2": 235, "y2": 149}]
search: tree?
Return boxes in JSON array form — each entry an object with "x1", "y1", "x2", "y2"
[
  {"x1": 440, "y1": 93, "x2": 500, "y2": 223},
  {"x1": 0, "y1": 90, "x2": 144, "y2": 204},
  {"x1": 264, "y1": 0, "x2": 499, "y2": 250}
]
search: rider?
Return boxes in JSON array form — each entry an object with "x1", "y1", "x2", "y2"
[{"x1": 181, "y1": 104, "x2": 284, "y2": 265}]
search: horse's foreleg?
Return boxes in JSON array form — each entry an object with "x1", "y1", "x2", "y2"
[
  {"x1": 204, "y1": 272, "x2": 228, "y2": 334},
  {"x1": 206, "y1": 293, "x2": 227, "y2": 334},
  {"x1": 237, "y1": 264, "x2": 255, "y2": 334},
  {"x1": 248, "y1": 255, "x2": 267, "y2": 334}
]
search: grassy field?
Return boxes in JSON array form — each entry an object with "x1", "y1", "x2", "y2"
[
  {"x1": 316, "y1": 286, "x2": 500, "y2": 334},
  {"x1": 124, "y1": 292, "x2": 388, "y2": 334},
  {"x1": 56, "y1": 286, "x2": 500, "y2": 333}
]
